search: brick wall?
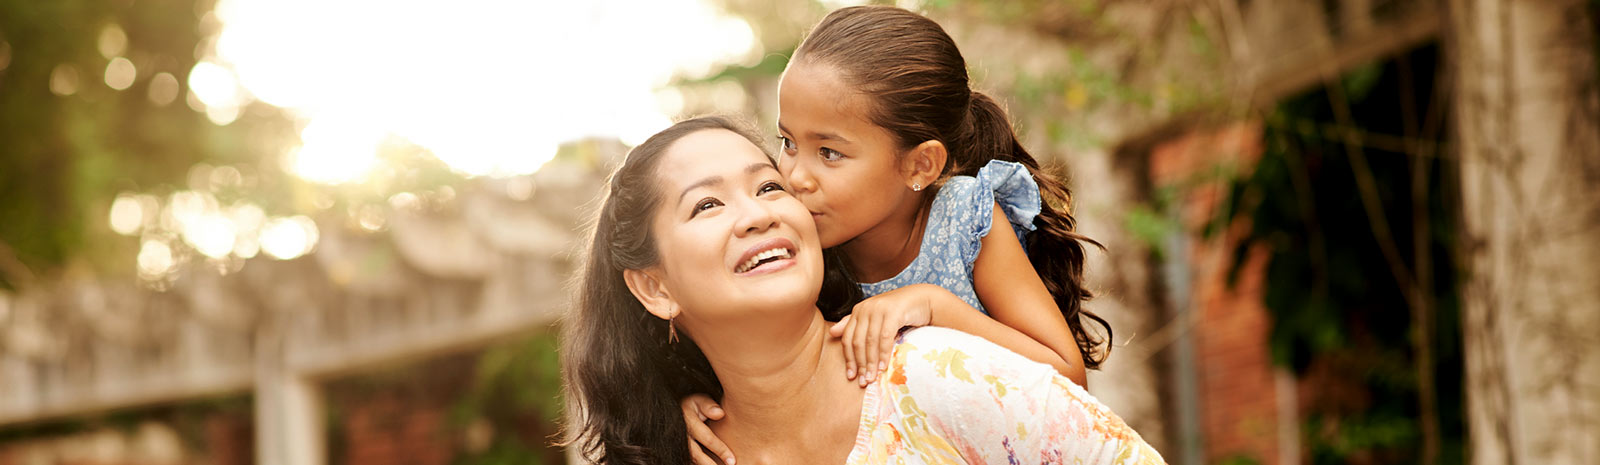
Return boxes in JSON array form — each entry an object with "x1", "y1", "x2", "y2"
[
  {"x1": 1151, "y1": 121, "x2": 1289, "y2": 465},
  {"x1": 339, "y1": 392, "x2": 454, "y2": 465}
]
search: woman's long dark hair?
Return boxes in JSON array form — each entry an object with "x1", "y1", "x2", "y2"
[
  {"x1": 792, "y1": 6, "x2": 1113, "y2": 368},
  {"x1": 561, "y1": 116, "x2": 860, "y2": 464}
]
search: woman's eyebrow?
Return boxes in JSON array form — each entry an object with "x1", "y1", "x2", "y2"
[
  {"x1": 745, "y1": 162, "x2": 776, "y2": 175},
  {"x1": 676, "y1": 163, "x2": 775, "y2": 203},
  {"x1": 678, "y1": 176, "x2": 724, "y2": 204}
]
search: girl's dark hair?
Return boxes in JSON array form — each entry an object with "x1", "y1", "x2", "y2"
[
  {"x1": 793, "y1": 6, "x2": 1112, "y2": 368},
  {"x1": 561, "y1": 116, "x2": 859, "y2": 464}
]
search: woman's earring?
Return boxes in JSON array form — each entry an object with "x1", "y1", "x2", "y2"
[
  {"x1": 912, "y1": 182, "x2": 923, "y2": 192},
  {"x1": 668, "y1": 315, "x2": 679, "y2": 344}
]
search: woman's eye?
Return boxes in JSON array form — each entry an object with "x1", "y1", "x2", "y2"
[
  {"x1": 691, "y1": 198, "x2": 722, "y2": 217},
  {"x1": 758, "y1": 181, "x2": 786, "y2": 195},
  {"x1": 777, "y1": 136, "x2": 796, "y2": 153},
  {"x1": 819, "y1": 147, "x2": 844, "y2": 162}
]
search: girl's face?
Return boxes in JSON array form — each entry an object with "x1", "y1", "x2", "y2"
[
  {"x1": 776, "y1": 63, "x2": 920, "y2": 249},
  {"x1": 645, "y1": 129, "x2": 825, "y2": 326}
]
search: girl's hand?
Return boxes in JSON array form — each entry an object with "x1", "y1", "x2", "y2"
[
  {"x1": 681, "y1": 394, "x2": 735, "y2": 465},
  {"x1": 829, "y1": 283, "x2": 944, "y2": 387}
]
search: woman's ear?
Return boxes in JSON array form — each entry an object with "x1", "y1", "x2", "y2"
[
  {"x1": 900, "y1": 140, "x2": 947, "y2": 190},
  {"x1": 623, "y1": 267, "x2": 678, "y2": 321}
]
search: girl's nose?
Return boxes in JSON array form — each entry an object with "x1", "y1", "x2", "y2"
[{"x1": 786, "y1": 159, "x2": 817, "y2": 194}]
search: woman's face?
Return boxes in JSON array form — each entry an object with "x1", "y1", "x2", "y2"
[
  {"x1": 776, "y1": 62, "x2": 919, "y2": 249},
  {"x1": 646, "y1": 128, "x2": 825, "y2": 325}
]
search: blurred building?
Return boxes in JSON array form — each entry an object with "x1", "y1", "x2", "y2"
[{"x1": 0, "y1": 139, "x2": 621, "y2": 464}]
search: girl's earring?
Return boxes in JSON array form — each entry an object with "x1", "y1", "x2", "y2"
[{"x1": 912, "y1": 182, "x2": 923, "y2": 192}]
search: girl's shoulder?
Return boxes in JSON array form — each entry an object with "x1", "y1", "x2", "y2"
[{"x1": 923, "y1": 160, "x2": 1042, "y2": 265}]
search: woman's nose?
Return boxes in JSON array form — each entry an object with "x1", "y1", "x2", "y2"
[{"x1": 735, "y1": 197, "x2": 780, "y2": 236}]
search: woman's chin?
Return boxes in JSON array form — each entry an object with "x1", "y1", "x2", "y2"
[{"x1": 730, "y1": 281, "x2": 822, "y2": 313}]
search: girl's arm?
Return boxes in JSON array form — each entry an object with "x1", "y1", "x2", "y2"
[
  {"x1": 972, "y1": 202, "x2": 1088, "y2": 386},
  {"x1": 832, "y1": 283, "x2": 1076, "y2": 385}
]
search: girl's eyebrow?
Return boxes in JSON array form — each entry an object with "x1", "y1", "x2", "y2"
[{"x1": 777, "y1": 122, "x2": 851, "y2": 143}]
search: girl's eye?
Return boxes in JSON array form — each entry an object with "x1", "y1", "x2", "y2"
[
  {"x1": 758, "y1": 181, "x2": 786, "y2": 195},
  {"x1": 777, "y1": 136, "x2": 797, "y2": 153},
  {"x1": 819, "y1": 147, "x2": 845, "y2": 162},
  {"x1": 691, "y1": 198, "x2": 722, "y2": 218}
]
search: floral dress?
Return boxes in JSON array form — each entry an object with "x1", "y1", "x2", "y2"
[
  {"x1": 846, "y1": 327, "x2": 1165, "y2": 465},
  {"x1": 857, "y1": 160, "x2": 1041, "y2": 314}
]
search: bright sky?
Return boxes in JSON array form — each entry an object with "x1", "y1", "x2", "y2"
[{"x1": 200, "y1": 0, "x2": 757, "y2": 183}]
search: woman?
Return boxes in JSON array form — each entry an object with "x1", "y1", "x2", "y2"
[{"x1": 561, "y1": 116, "x2": 1163, "y2": 464}]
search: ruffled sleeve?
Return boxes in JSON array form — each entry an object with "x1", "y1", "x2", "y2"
[{"x1": 961, "y1": 160, "x2": 1042, "y2": 263}]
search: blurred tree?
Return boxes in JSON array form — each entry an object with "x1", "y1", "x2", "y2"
[
  {"x1": 0, "y1": 0, "x2": 290, "y2": 289},
  {"x1": 1446, "y1": 0, "x2": 1600, "y2": 463}
]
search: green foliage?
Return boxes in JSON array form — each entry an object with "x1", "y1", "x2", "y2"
[
  {"x1": 679, "y1": 48, "x2": 793, "y2": 85},
  {"x1": 1123, "y1": 204, "x2": 1175, "y2": 259},
  {"x1": 1212, "y1": 45, "x2": 1464, "y2": 464},
  {"x1": 1214, "y1": 454, "x2": 1263, "y2": 465},
  {"x1": 450, "y1": 328, "x2": 566, "y2": 465}
]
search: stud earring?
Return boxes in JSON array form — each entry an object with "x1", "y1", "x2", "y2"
[{"x1": 912, "y1": 182, "x2": 923, "y2": 192}]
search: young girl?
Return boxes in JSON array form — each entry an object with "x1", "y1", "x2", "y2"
[{"x1": 682, "y1": 6, "x2": 1112, "y2": 464}]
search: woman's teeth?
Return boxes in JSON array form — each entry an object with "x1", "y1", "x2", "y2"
[{"x1": 737, "y1": 248, "x2": 794, "y2": 273}]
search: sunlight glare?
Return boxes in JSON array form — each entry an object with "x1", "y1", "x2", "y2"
[
  {"x1": 188, "y1": 61, "x2": 243, "y2": 108},
  {"x1": 210, "y1": 0, "x2": 756, "y2": 183},
  {"x1": 259, "y1": 216, "x2": 318, "y2": 260},
  {"x1": 288, "y1": 116, "x2": 384, "y2": 185},
  {"x1": 184, "y1": 214, "x2": 237, "y2": 259},
  {"x1": 104, "y1": 57, "x2": 136, "y2": 91},
  {"x1": 147, "y1": 72, "x2": 180, "y2": 106},
  {"x1": 109, "y1": 193, "x2": 144, "y2": 236},
  {"x1": 137, "y1": 240, "x2": 175, "y2": 279}
]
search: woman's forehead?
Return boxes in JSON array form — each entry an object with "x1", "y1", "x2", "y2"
[{"x1": 656, "y1": 129, "x2": 774, "y2": 184}]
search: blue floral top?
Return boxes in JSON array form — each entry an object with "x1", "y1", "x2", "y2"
[{"x1": 857, "y1": 160, "x2": 1042, "y2": 314}]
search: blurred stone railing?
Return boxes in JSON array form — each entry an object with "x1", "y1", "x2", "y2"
[{"x1": 0, "y1": 140, "x2": 624, "y2": 464}]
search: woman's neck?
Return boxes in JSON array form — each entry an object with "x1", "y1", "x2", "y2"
[
  {"x1": 840, "y1": 193, "x2": 930, "y2": 283},
  {"x1": 696, "y1": 309, "x2": 864, "y2": 462}
]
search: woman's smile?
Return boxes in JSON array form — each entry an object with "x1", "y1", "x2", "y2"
[{"x1": 733, "y1": 237, "x2": 798, "y2": 276}]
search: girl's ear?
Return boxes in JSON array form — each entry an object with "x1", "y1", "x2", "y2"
[
  {"x1": 900, "y1": 140, "x2": 947, "y2": 190},
  {"x1": 623, "y1": 267, "x2": 678, "y2": 321}
]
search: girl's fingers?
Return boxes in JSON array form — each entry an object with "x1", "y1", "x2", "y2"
[
  {"x1": 851, "y1": 313, "x2": 871, "y2": 387},
  {"x1": 879, "y1": 321, "x2": 897, "y2": 374},
  {"x1": 829, "y1": 315, "x2": 851, "y2": 338},
  {"x1": 688, "y1": 395, "x2": 725, "y2": 421},
  {"x1": 863, "y1": 311, "x2": 885, "y2": 384},
  {"x1": 689, "y1": 438, "x2": 718, "y2": 465},
  {"x1": 685, "y1": 414, "x2": 735, "y2": 465},
  {"x1": 841, "y1": 314, "x2": 858, "y2": 380}
]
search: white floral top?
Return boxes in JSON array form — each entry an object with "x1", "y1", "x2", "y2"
[
  {"x1": 846, "y1": 327, "x2": 1165, "y2": 465},
  {"x1": 857, "y1": 160, "x2": 1042, "y2": 314}
]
